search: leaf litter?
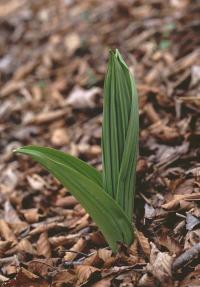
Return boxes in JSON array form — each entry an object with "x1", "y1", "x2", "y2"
[{"x1": 0, "y1": 0, "x2": 200, "y2": 286}]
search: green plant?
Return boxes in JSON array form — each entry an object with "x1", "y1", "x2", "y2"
[{"x1": 15, "y1": 50, "x2": 139, "y2": 252}]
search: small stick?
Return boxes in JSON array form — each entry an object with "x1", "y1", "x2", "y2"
[{"x1": 172, "y1": 242, "x2": 200, "y2": 272}]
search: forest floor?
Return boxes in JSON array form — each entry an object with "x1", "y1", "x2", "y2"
[{"x1": 0, "y1": 0, "x2": 200, "y2": 286}]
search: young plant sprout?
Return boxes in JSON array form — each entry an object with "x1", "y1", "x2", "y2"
[{"x1": 15, "y1": 50, "x2": 139, "y2": 252}]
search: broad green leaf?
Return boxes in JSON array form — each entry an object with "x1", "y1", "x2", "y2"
[
  {"x1": 15, "y1": 146, "x2": 133, "y2": 252},
  {"x1": 102, "y1": 50, "x2": 139, "y2": 220}
]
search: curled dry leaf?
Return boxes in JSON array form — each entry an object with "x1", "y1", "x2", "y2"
[
  {"x1": 138, "y1": 273, "x2": 157, "y2": 287},
  {"x1": 66, "y1": 86, "x2": 101, "y2": 109},
  {"x1": 0, "y1": 241, "x2": 12, "y2": 257},
  {"x1": 184, "y1": 229, "x2": 200, "y2": 249},
  {"x1": 21, "y1": 208, "x2": 40, "y2": 223},
  {"x1": 71, "y1": 214, "x2": 90, "y2": 232},
  {"x1": 51, "y1": 127, "x2": 69, "y2": 146},
  {"x1": 90, "y1": 277, "x2": 112, "y2": 287},
  {"x1": 49, "y1": 233, "x2": 79, "y2": 247},
  {"x1": 136, "y1": 230, "x2": 150, "y2": 258},
  {"x1": 27, "y1": 174, "x2": 46, "y2": 191},
  {"x1": 83, "y1": 249, "x2": 113, "y2": 267},
  {"x1": 17, "y1": 239, "x2": 36, "y2": 255},
  {"x1": 54, "y1": 195, "x2": 78, "y2": 208},
  {"x1": 179, "y1": 269, "x2": 200, "y2": 287},
  {"x1": 64, "y1": 237, "x2": 86, "y2": 262},
  {"x1": 4, "y1": 201, "x2": 28, "y2": 235},
  {"x1": 0, "y1": 219, "x2": 17, "y2": 243},
  {"x1": 14, "y1": 267, "x2": 49, "y2": 287},
  {"x1": 147, "y1": 243, "x2": 173, "y2": 285},
  {"x1": 64, "y1": 32, "x2": 81, "y2": 55},
  {"x1": 37, "y1": 232, "x2": 52, "y2": 258},
  {"x1": 52, "y1": 269, "x2": 76, "y2": 287},
  {"x1": 161, "y1": 193, "x2": 200, "y2": 210},
  {"x1": 4, "y1": 201, "x2": 21, "y2": 223},
  {"x1": 75, "y1": 265, "x2": 101, "y2": 286},
  {"x1": 28, "y1": 259, "x2": 54, "y2": 277},
  {"x1": 155, "y1": 228, "x2": 182, "y2": 255}
]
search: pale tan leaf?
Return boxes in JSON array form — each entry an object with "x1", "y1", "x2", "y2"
[
  {"x1": 0, "y1": 219, "x2": 17, "y2": 242},
  {"x1": 37, "y1": 232, "x2": 52, "y2": 258},
  {"x1": 75, "y1": 265, "x2": 101, "y2": 286},
  {"x1": 136, "y1": 230, "x2": 151, "y2": 257},
  {"x1": 64, "y1": 237, "x2": 86, "y2": 262}
]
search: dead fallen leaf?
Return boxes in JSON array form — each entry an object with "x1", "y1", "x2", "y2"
[
  {"x1": 75, "y1": 265, "x2": 101, "y2": 286},
  {"x1": 54, "y1": 195, "x2": 78, "y2": 208},
  {"x1": 0, "y1": 220, "x2": 17, "y2": 243},
  {"x1": 66, "y1": 86, "x2": 101, "y2": 109},
  {"x1": 162, "y1": 193, "x2": 200, "y2": 210},
  {"x1": 52, "y1": 269, "x2": 77, "y2": 287},
  {"x1": 37, "y1": 232, "x2": 52, "y2": 258},
  {"x1": 64, "y1": 237, "x2": 86, "y2": 262},
  {"x1": 17, "y1": 239, "x2": 36, "y2": 255},
  {"x1": 51, "y1": 128, "x2": 69, "y2": 146},
  {"x1": 136, "y1": 230, "x2": 151, "y2": 258},
  {"x1": 147, "y1": 243, "x2": 173, "y2": 285}
]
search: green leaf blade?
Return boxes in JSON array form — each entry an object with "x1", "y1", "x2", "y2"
[
  {"x1": 15, "y1": 146, "x2": 133, "y2": 252},
  {"x1": 102, "y1": 50, "x2": 139, "y2": 220}
]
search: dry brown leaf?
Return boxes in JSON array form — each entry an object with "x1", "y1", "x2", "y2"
[
  {"x1": 136, "y1": 230, "x2": 151, "y2": 258},
  {"x1": 21, "y1": 208, "x2": 40, "y2": 223},
  {"x1": 70, "y1": 213, "x2": 90, "y2": 231},
  {"x1": 54, "y1": 195, "x2": 78, "y2": 208},
  {"x1": 162, "y1": 193, "x2": 200, "y2": 210},
  {"x1": 184, "y1": 229, "x2": 200, "y2": 249},
  {"x1": 66, "y1": 86, "x2": 101, "y2": 109},
  {"x1": 64, "y1": 33, "x2": 81, "y2": 55},
  {"x1": 27, "y1": 174, "x2": 46, "y2": 191},
  {"x1": 4, "y1": 201, "x2": 28, "y2": 235},
  {"x1": 64, "y1": 237, "x2": 86, "y2": 262},
  {"x1": 17, "y1": 239, "x2": 36, "y2": 255},
  {"x1": 155, "y1": 228, "x2": 182, "y2": 255},
  {"x1": 90, "y1": 277, "x2": 112, "y2": 287},
  {"x1": 0, "y1": 219, "x2": 17, "y2": 243},
  {"x1": 0, "y1": 241, "x2": 12, "y2": 257},
  {"x1": 147, "y1": 243, "x2": 173, "y2": 285},
  {"x1": 75, "y1": 265, "x2": 101, "y2": 286},
  {"x1": 0, "y1": 80, "x2": 25, "y2": 97},
  {"x1": 13, "y1": 60, "x2": 38, "y2": 81},
  {"x1": 98, "y1": 249, "x2": 113, "y2": 263},
  {"x1": 49, "y1": 234, "x2": 79, "y2": 247},
  {"x1": 14, "y1": 267, "x2": 49, "y2": 287},
  {"x1": 51, "y1": 128, "x2": 69, "y2": 146},
  {"x1": 37, "y1": 232, "x2": 52, "y2": 258},
  {"x1": 138, "y1": 273, "x2": 156, "y2": 287},
  {"x1": 52, "y1": 269, "x2": 77, "y2": 287},
  {"x1": 28, "y1": 259, "x2": 54, "y2": 277},
  {"x1": 24, "y1": 107, "x2": 70, "y2": 125},
  {"x1": 179, "y1": 268, "x2": 200, "y2": 287}
]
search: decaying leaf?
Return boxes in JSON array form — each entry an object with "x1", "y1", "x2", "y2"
[
  {"x1": 0, "y1": 219, "x2": 17, "y2": 243},
  {"x1": 136, "y1": 230, "x2": 150, "y2": 258},
  {"x1": 146, "y1": 243, "x2": 173, "y2": 285},
  {"x1": 64, "y1": 237, "x2": 86, "y2": 262},
  {"x1": 37, "y1": 232, "x2": 52, "y2": 258},
  {"x1": 75, "y1": 265, "x2": 101, "y2": 286},
  {"x1": 66, "y1": 86, "x2": 101, "y2": 109},
  {"x1": 162, "y1": 193, "x2": 200, "y2": 210},
  {"x1": 52, "y1": 269, "x2": 76, "y2": 287}
]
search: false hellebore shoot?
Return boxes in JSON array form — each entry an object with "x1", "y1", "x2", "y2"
[{"x1": 15, "y1": 50, "x2": 139, "y2": 252}]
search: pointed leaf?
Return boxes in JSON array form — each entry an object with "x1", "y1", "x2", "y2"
[
  {"x1": 102, "y1": 50, "x2": 139, "y2": 220},
  {"x1": 15, "y1": 146, "x2": 133, "y2": 251}
]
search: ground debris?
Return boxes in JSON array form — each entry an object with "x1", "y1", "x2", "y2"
[{"x1": 0, "y1": 0, "x2": 199, "y2": 285}]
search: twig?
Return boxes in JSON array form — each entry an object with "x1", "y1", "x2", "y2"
[{"x1": 172, "y1": 242, "x2": 200, "y2": 272}]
